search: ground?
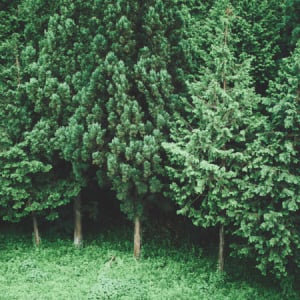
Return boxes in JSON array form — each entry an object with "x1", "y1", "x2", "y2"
[{"x1": 0, "y1": 228, "x2": 296, "y2": 299}]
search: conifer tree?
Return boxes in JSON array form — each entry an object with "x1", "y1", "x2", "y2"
[
  {"x1": 231, "y1": 0, "x2": 285, "y2": 93},
  {"x1": 104, "y1": 0, "x2": 149, "y2": 258},
  {"x1": 0, "y1": 2, "x2": 30, "y2": 145},
  {"x1": 0, "y1": 5, "x2": 76, "y2": 239},
  {"x1": 104, "y1": 0, "x2": 183, "y2": 257},
  {"x1": 163, "y1": 2, "x2": 259, "y2": 271},
  {"x1": 24, "y1": 1, "x2": 99, "y2": 246},
  {"x1": 281, "y1": 0, "x2": 300, "y2": 53},
  {"x1": 0, "y1": 140, "x2": 79, "y2": 245},
  {"x1": 231, "y1": 41, "x2": 300, "y2": 278},
  {"x1": 0, "y1": 2, "x2": 44, "y2": 243},
  {"x1": 0, "y1": 0, "x2": 84, "y2": 242}
]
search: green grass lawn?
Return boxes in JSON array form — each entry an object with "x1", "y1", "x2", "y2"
[{"x1": 0, "y1": 229, "x2": 297, "y2": 300}]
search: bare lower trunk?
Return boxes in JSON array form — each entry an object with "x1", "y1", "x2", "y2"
[
  {"x1": 74, "y1": 194, "x2": 82, "y2": 247},
  {"x1": 32, "y1": 214, "x2": 40, "y2": 246},
  {"x1": 218, "y1": 224, "x2": 225, "y2": 271},
  {"x1": 133, "y1": 216, "x2": 141, "y2": 259}
]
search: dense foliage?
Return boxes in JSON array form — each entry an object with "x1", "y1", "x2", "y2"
[{"x1": 1, "y1": 0, "x2": 299, "y2": 290}]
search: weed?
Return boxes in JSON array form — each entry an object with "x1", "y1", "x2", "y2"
[{"x1": 0, "y1": 230, "x2": 297, "y2": 299}]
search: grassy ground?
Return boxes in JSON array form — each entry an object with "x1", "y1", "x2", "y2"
[{"x1": 0, "y1": 229, "x2": 297, "y2": 300}]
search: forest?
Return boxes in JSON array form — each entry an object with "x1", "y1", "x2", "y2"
[{"x1": 0, "y1": 0, "x2": 300, "y2": 298}]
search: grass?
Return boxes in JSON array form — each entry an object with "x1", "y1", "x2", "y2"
[{"x1": 0, "y1": 228, "x2": 297, "y2": 300}]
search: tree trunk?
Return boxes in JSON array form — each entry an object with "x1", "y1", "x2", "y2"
[
  {"x1": 133, "y1": 216, "x2": 141, "y2": 259},
  {"x1": 74, "y1": 194, "x2": 82, "y2": 247},
  {"x1": 218, "y1": 224, "x2": 225, "y2": 271},
  {"x1": 14, "y1": 48, "x2": 21, "y2": 87},
  {"x1": 32, "y1": 214, "x2": 40, "y2": 246}
]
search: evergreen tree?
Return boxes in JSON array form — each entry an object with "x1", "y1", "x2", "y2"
[
  {"x1": 0, "y1": 140, "x2": 79, "y2": 245},
  {"x1": 104, "y1": 1, "x2": 152, "y2": 258},
  {"x1": 0, "y1": 0, "x2": 82, "y2": 242},
  {"x1": 0, "y1": 1, "x2": 43, "y2": 242},
  {"x1": 163, "y1": 2, "x2": 260, "y2": 271},
  {"x1": 25, "y1": 1, "x2": 97, "y2": 246},
  {"x1": 230, "y1": 41, "x2": 300, "y2": 279},
  {"x1": 104, "y1": 0, "x2": 183, "y2": 257},
  {"x1": 281, "y1": 0, "x2": 300, "y2": 53},
  {"x1": 0, "y1": 3, "x2": 77, "y2": 238},
  {"x1": 231, "y1": 0, "x2": 285, "y2": 93},
  {"x1": 2, "y1": 1, "x2": 299, "y2": 282},
  {"x1": 0, "y1": 1, "x2": 30, "y2": 145}
]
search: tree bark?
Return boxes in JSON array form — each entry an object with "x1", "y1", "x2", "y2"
[
  {"x1": 74, "y1": 194, "x2": 82, "y2": 247},
  {"x1": 219, "y1": 17, "x2": 227, "y2": 271},
  {"x1": 32, "y1": 214, "x2": 40, "y2": 246},
  {"x1": 218, "y1": 223, "x2": 225, "y2": 271},
  {"x1": 14, "y1": 48, "x2": 21, "y2": 87},
  {"x1": 133, "y1": 216, "x2": 141, "y2": 259}
]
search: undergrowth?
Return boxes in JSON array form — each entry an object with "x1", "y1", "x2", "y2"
[{"x1": 0, "y1": 229, "x2": 298, "y2": 300}]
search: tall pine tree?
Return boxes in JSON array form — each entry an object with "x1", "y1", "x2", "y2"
[
  {"x1": 104, "y1": 0, "x2": 183, "y2": 257},
  {"x1": 163, "y1": 2, "x2": 260, "y2": 271},
  {"x1": 231, "y1": 40, "x2": 300, "y2": 279}
]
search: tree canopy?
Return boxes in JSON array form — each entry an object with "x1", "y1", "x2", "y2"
[{"x1": 0, "y1": 0, "x2": 299, "y2": 282}]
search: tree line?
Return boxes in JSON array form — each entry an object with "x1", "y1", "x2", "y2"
[{"x1": 0, "y1": 0, "x2": 299, "y2": 282}]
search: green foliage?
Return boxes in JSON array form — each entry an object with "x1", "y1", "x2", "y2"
[
  {"x1": 104, "y1": 0, "x2": 181, "y2": 220},
  {"x1": 231, "y1": 0, "x2": 285, "y2": 93},
  {"x1": 21, "y1": 0, "x2": 100, "y2": 217},
  {"x1": 1, "y1": 0, "x2": 300, "y2": 285},
  {"x1": 0, "y1": 0, "x2": 71, "y2": 224},
  {"x1": 0, "y1": 230, "x2": 295, "y2": 299},
  {"x1": 0, "y1": 145, "x2": 50, "y2": 221},
  {"x1": 0, "y1": 6, "x2": 31, "y2": 144},
  {"x1": 281, "y1": 0, "x2": 300, "y2": 52},
  {"x1": 229, "y1": 40, "x2": 300, "y2": 278},
  {"x1": 164, "y1": 2, "x2": 259, "y2": 230},
  {"x1": 0, "y1": 139, "x2": 79, "y2": 222}
]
